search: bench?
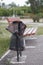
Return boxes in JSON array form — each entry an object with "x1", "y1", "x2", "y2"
[
  {"x1": 23, "y1": 27, "x2": 37, "y2": 36},
  {"x1": 23, "y1": 27, "x2": 38, "y2": 46}
]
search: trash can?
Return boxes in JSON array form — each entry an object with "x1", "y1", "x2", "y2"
[{"x1": 6, "y1": 20, "x2": 26, "y2": 51}]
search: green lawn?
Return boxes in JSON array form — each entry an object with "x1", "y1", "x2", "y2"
[
  {"x1": 37, "y1": 27, "x2": 43, "y2": 35},
  {"x1": 0, "y1": 23, "x2": 43, "y2": 57},
  {"x1": 0, "y1": 38, "x2": 10, "y2": 57},
  {"x1": 0, "y1": 23, "x2": 11, "y2": 57}
]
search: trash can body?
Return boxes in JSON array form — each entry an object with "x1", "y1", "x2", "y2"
[{"x1": 9, "y1": 34, "x2": 24, "y2": 51}]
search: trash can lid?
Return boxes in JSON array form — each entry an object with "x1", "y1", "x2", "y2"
[{"x1": 6, "y1": 17, "x2": 20, "y2": 23}]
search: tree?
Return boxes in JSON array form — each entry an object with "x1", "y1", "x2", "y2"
[
  {"x1": 2, "y1": 2, "x2": 5, "y2": 8},
  {"x1": 26, "y1": 0, "x2": 43, "y2": 22},
  {"x1": 39, "y1": 0, "x2": 43, "y2": 6},
  {"x1": 8, "y1": 2, "x2": 17, "y2": 7},
  {"x1": 26, "y1": 0, "x2": 40, "y2": 14}
]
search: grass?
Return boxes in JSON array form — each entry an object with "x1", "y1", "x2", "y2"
[
  {"x1": 0, "y1": 23, "x2": 11, "y2": 57},
  {"x1": 0, "y1": 38, "x2": 10, "y2": 57},
  {"x1": 37, "y1": 27, "x2": 43, "y2": 35},
  {"x1": 0, "y1": 23, "x2": 43, "y2": 57}
]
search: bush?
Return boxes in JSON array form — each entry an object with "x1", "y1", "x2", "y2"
[
  {"x1": 0, "y1": 8, "x2": 10, "y2": 16},
  {"x1": 37, "y1": 13, "x2": 43, "y2": 18}
]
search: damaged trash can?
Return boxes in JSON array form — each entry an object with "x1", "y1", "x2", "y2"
[{"x1": 6, "y1": 18, "x2": 26, "y2": 61}]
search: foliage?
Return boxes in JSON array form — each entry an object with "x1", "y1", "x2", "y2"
[
  {"x1": 8, "y1": 2, "x2": 17, "y2": 7},
  {"x1": 26, "y1": 0, "x2": 41, "y2": 14},
  {"x1": 36, "y1": 13, "x2": 43, "y2": 18},
  {"x1": 0, "y1": 8, "x2": 10, "y2": 16},
  {"x1": 0, "y1": 6, "x2": 32, "y2": 16},
  {"x1": 0, "y1": 3, "x2": 43, "y2": 18},
  {"x1": 25, "y1": 0, "x2": 43, "y2": 22}
]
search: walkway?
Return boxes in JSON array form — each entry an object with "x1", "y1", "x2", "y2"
[{"x1": 0, "y1": 35, "x2": 43, "y2": 65}]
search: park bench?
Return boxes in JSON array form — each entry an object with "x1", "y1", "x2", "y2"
[
  {"x1": 23, "y1": 27, "x2": 37, "y2": 36},
  {"x1": 23, "y1": 27, "x2": 38, "y2": 46}
]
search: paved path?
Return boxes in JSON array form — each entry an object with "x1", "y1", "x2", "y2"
[{"x1": 0, "y1": 35, "x2": 43, "y2": 65}]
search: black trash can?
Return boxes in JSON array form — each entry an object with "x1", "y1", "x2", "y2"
[
  {"x1": 6, "y1": 21, "x2": 26, "y2": 51},
  {"x1": 9, "y1": 34, "x2": 25, "y2": 51}
]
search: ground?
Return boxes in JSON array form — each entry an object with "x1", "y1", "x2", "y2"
[
  {"x1": 0, "y1": 18, "x2": 43, "y2": 65},
  {"x1": 0, "y1": 35, "x2": 43, "y2": 65}
]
